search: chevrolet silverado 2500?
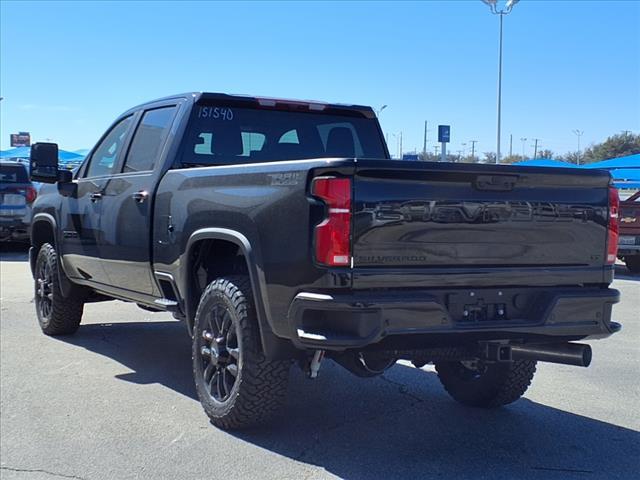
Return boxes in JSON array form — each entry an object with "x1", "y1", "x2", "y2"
[{"x1": 29, "y1": 92, "x2": 621, "y2": 429}]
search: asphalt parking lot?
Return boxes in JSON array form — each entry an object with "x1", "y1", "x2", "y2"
[{"x1": 1, "y1": 243, "x2": 639, "y2": 480}]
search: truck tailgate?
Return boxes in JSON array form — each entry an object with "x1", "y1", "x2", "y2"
[{"x1": 352, "y1": 161, "x2": 611, "y2": 269}]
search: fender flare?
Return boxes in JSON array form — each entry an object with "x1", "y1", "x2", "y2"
[
  {"x1": 30, "y1": 213, "x2": 59, "y2": 275},
  {"x1": 30, "y1": 213, "x2": 75, "y2": 298},
  {"x1": 181, "y1": 228, "x2": 293, "y2": 360}
]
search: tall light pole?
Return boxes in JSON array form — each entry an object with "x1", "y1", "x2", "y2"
[
  {"x1": 520, "y1": 137, "x2": 527, "y2": 157},
  {"x1": 391, "y1": 132, "x2": 403, "y2": 159},
  {"x1": 470, "y1": 140, "x2": 478, "y2": 161},
  {"x1": 482, "y1": 0, "x2": 520, "y2": 164},
  {"x1": 573, "y1": 129, "x2": 584, "y2": 165},
  {"x1": 532, "y1": 138, "x2": 540, "y2": 159},
  {"x1": 423, "y1": 121, "x2": 428, "y2": 157},
  {"x1": 374, "y1": 105, "x2": 387, "y2": 117}
]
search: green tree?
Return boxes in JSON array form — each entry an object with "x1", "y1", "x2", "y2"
[
  {"x1": 483, "y1": 152, "x2": 496, "y2": 163},
  {"x1": 460, "y1": 154, "x2": 479, "y2": 163},
  {"x1": 561, "y1": 151, "x2": 581, "y2": 164},
  {"x1": 501, "y1": 154, "x2": 524, "y2": 164},
  {"x1": 581, "y1": 131, "x2": 640, "y2": 164},
  {"x1": 537, "y1": 149, "x2": 555, "y2": 159}
]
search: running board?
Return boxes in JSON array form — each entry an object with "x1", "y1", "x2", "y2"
[{"x1": 154, "y1": 298, "x2": 179, "y2": 311}]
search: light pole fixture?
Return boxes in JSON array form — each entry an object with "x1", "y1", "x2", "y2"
[
  {"x1": 520, "y1": 137, "x2": 527, "y2": 157},
  {"x1": 482, "y1": 0, "x2": 520, "y2": 164},
  {"x1": 573, "y1": 129, "x2": 584, "y2": 165},
  {"x1": 391, "y1": 132, "x2": 402, "y2": 159},
  {"x1": 374, "y1": 105, "x2": 388, "y2": 117}
]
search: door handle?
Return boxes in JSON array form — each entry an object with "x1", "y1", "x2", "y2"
[
  {"x1": 90, "y1": 192, "x2": 103, "y2": 202},
  {"x1": 132, "y1": 190, "x2": 149, "y2": 204}
]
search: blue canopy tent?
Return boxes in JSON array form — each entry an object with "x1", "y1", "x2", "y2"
[
  {"x1": 0, "y1": 146, "x2": 84, "y2": 162},
  {"x1": 0, "y1": 146, "x2": 85, "y2": 170},
  {"x1": 513, "y1": 154, "x2": 640, "y2": 189},
  {"x1": 583, "y1": 154, "x2": 640, "y2": 190},
  {"x1": 581, "y1": 154, "x2": 640, "y2": 170},
  {"x1": 608, "y1": 168, "x2": 640, "y2": 189}
]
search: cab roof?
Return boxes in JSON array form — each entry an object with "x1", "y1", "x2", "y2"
[{"x1": 132, "y1": 92, "x2": 376, "y2": 119}]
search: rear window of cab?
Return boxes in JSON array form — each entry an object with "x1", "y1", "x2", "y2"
[{"x1": 181, "y1": 105, "x2": 386, "y2": 166}]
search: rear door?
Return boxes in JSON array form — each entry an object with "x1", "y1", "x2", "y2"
[
  {"x1": 352, "y1": 161, "x2": 611, "y2": 271},
  {"x1": 98, "y1": 103, "x2": 180, "y2": 295}
]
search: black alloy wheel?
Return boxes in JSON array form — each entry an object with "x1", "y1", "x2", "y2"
[
  {"x1": 198, "y1": 304, "x2": 241, "y2": 403},
  {"x1": 192, "y1": 276, "x2": 290, "y2": 430}
]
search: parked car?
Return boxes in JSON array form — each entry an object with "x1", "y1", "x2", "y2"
[
  {"x1": 618, "y1": 190, "x2": 640, "y2": 273},
  {"x1": 0, "y1": 160, "x2": 37, "y2": 242},
  {"x1": 29, "y1": 92, "x2": 620, "y2": 430}
]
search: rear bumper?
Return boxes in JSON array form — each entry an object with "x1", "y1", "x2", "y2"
[
  {"x1": 288, "y1": 287, "x2": 621, "y2": 350},
  {"x1": 619, "y1": 235, "x2": 640, "y2": 256},
  {"x1": 0, "y1": 217, "x2": 30, "y2": 241}
]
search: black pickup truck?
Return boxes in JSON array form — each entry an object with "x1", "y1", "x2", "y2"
[{"x1": 29, "y1": 92, "x2": 621, "y2": 430}]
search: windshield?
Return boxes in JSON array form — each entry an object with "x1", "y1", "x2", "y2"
[{"x1": 181, "y1": 105, "x2": 387, "y2": 166}]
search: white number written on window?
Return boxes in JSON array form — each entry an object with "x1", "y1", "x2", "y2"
[{"x1": 198, "y1": 107, "x2": 234, "y2": 121}]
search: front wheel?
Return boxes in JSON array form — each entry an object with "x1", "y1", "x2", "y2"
[
  {"x1": 192, "y1": 276, "x2": 290, "y2": 430},
  {"x1": 34, "y1": 243, "x2": 84, "y2": 335},
  {"x1": 435, "y1": 359, "x2": 537, "y2": 408}
]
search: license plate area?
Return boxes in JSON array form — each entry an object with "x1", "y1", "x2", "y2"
[
  {"x1": 0, "y1": 194, "x2": 26, "y2": 216},
  {"x1": 619, "y1": 236, "x2": 637, "y2": 245},
  {"x1": 447, "y1": 290, "x2": 538, "y2": 324}
]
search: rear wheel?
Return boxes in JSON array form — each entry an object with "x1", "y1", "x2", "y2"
[
  {"x1": 34, "y1": 243, "x2": 84, "y2": 335},
  {"x1": 192, "y1": 276, "x2": 290, "y2": 430},
  {"x1": 435, "y1": 359, "x2": 536, "y2": 408},
  {"x1": 625, "y1": 256, "x2": 640, "y2": 274}
]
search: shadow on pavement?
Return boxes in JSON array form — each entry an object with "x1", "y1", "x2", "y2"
[
  {"x1": 58, "y1": 320, "x2": 639, "y2": 479},
  {"x1": 614, "y1": 264, "x2": 640, "y2": 281},
  {"x1": 0, "y1": 242, "x2": 29, "y2": 262}
]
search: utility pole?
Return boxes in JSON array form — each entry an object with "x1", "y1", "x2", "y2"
[
  {"x1": 573, "y1": 129, "x2": 584, "y2": 165},
  {"x1": 509, "y1": 134, "x2": 513, "y2": 157},
  {"x1": 520, "y1": 137, "x2": 527, "y2": 157},
  {"x1": 399, "y1": 131, "x2": 403, "y2": 159},
  {"x1": 470, "y1": 140, "x2": 478, "y2": 161},
  {"x1": 532, "y1": 138, "x2": 540, "y2": 159},
  {"x1": 423, "y1": 121, "x2": 428, "y2": 156}
]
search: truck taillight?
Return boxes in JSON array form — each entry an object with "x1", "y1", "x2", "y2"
[
  {"x1": 25, "y1": 186, "x2": 37, "y2": 204},
  {"x1": 606, "y1": 186, "x2": 619, "y2": 265},
  {"x1": 311, "y1": 176, "x2": 351, "y2": 267}
]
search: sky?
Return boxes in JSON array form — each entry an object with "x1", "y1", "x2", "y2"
[{"x1": 1, "y1": 0, "x2": 639, "y2": 159}]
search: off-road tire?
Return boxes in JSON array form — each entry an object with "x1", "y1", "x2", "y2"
[
  {"x1": 435, "y1": 359, "x2": 537, "y2": 408},
  {"x1": 34, "y1": 243, "x2": 84, "y2": 335},
  {"x1": 625, "y1": 256, "x2": 640, "y2": 274},
  {"x1": 192, "y1": 275, "x2": 290, "y2": 430}
]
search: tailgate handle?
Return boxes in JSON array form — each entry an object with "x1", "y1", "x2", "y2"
[{"x1": 475, "y1": 175, "x2": 518, "y2": 191}]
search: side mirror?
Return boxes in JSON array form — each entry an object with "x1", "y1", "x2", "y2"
[{"x1": 30, "y1": 142, "x2": 60, "y2": 184}]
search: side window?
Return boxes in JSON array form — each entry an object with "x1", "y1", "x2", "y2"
[
  {"x1": 85, "y1": 116, "x2": 134, "y2": 178},
  {"x1": 279, "y1": 129, "x2": 299, "y2": 144},
  {"x1": 123, "y1": 106, "x2": 177, "y2": 173},
  {"x1": 193, "y1": 131, "x2": 266, "y2": 158},
  {"x1": 241, "y1": 132, "x2": 265, "y2": 156},
  {"x1": 317, "y1": 122, "x2": 364, "y2": 157}
]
